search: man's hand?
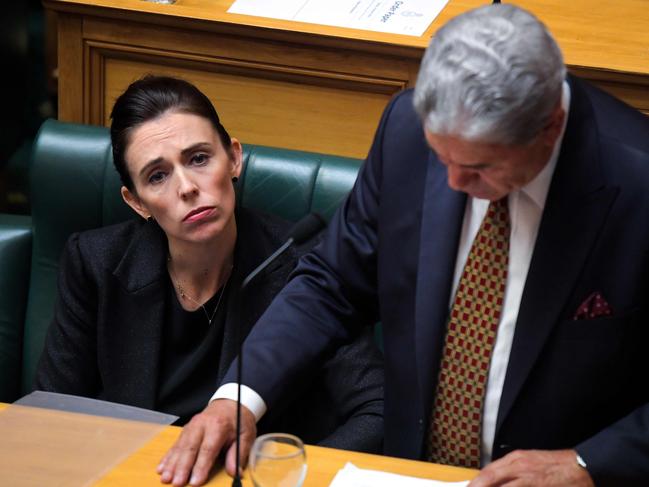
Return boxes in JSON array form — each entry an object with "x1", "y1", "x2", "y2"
[
  {"x1": 157, "y1": 399, "x2": 257, "y2": 486},
  {"x1": 468, "y1": 449, "x2": 595, "y2": 487}
]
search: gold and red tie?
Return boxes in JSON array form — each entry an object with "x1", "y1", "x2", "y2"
[{"x1": 428, "y1": 198, "x2": 510, "y2": 468}]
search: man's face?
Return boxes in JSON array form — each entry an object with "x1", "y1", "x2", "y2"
[
  {"x1": 424, "y1": 131, "x2": 550, "y2": 201},
  {"x1": 424, "y1": 106, "x2": 565, "y2": 201}
]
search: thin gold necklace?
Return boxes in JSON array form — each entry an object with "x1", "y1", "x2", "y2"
[{"x1": 168, "y1": 261, "x2": 233, "y2": 325}]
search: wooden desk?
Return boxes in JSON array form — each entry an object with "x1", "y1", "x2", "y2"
[
  {"x1": 0, "y1": 403, "x2": 477, "y2": 485},
  {"x1": 97, "y1": 424, "x2": 478, "y2": 486},
  {"x1": 44, "y1": 0, "x2": 649, "y2": 158}
]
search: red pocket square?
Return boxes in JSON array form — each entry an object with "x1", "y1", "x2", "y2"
[{"x1": 573, "y1": 291, "x2": 613, "y2": 320}]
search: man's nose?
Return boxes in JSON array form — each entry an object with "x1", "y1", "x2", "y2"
[{"x1": 446, "y1": 165, "x2": 473, "y2": 191}]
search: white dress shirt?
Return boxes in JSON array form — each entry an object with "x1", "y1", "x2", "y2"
[
  {"x1": 452, "y1": 82, "x2": 570, "y2": 464},
  {"x1": 213, "y1": 83, "x2": 571, "y2": 463}
]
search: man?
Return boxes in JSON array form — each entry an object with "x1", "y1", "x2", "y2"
[{"x1": 159, "y1": 4, "x2": 649, "y2": 486}]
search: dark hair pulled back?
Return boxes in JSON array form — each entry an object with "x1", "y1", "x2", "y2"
[{"x1": 110, "y1": 75, "x2": 232, "y2": 191}]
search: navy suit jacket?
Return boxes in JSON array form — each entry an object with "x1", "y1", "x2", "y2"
[{"x1": 227, "y1": 76, "x2": 649, "y2": 486}]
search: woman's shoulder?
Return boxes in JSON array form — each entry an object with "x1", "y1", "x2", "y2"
[
  {"x1": 65, "y1": 219, "x2": 149, "y2": 269},
  {"x1": 75, "y1": 218, "x2": 144, "y2": 249},
  {"x1": 237, "y1": 207, "x2": 291, "y2": 242},
  {"x1": 237, "y1": 207, "x2": 322, "y2": 256}
]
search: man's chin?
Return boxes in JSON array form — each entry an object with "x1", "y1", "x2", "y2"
[{"x1": 465, "y1": 189, "x2": 505, "y2": 201}]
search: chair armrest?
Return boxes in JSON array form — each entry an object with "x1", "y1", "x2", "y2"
[{"x1": 0, "y1": 214, "x2": 32, "y2": 401}]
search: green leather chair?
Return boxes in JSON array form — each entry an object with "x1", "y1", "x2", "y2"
[{"x1": 0, "y1": 119, "x2": 363, "y2": 403}]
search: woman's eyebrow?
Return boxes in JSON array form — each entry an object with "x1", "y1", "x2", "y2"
[
  {"x1": 139, "y1": 157, "x2": 164, "y2": 177},
  {"x1": 181, "y1": 142, "x2": 212, "y2": 157}
]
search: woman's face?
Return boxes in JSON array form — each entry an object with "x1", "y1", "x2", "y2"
[{"x1": 121, "y1": 110, "x2": 242, "y2": 246}]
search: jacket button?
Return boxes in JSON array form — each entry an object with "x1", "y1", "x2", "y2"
[{"x1": 498, "y1": 444, "x2": 513, "y2": 456}]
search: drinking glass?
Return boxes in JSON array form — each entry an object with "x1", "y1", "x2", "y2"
[{"x1": 249, "y1": 433, "x2": 307, "y2": 487}]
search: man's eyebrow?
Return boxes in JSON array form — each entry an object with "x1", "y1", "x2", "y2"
[{"x1": 459, "y1": 162, "x2": 490, "y2": 170}]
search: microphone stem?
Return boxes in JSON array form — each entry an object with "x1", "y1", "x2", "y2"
[
  {"x1": 232, "y1": 342, "x2": 243, "y2": 487},
  {"x1": 241, "y1": 238, "x2": 294, "y2": 290},
  {"x1": 231, "y1": 216, "x2": 318, "y2": 485},
  {"x1": 232, "y1": 276, "x2": 244, "y2": 487}
]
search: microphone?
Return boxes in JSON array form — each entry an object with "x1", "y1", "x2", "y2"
[
  {"x1": 232, "y1": 212, "x2": 326, "y2": 486},
  {"x1": 241, "y1": 212, "x2": 326, "y2": 290}
]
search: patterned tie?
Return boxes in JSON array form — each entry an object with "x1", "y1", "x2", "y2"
[{"x1": 428, "y1": 197, "x2": 510, "y2": 468}]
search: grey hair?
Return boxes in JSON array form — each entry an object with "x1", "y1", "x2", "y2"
[{"x1": 413, "y1": 4, "x2": 566, "y2": 145}]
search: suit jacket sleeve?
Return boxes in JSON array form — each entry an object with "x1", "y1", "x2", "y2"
[
  {"x1": 34, "y1": 233, "x2": 101, "y2": 395},
  {"x1": 222, "y1": 92, "x2": 402, "y2": 410},
  {"x1": 576, "y1": 406, "x2": 649, "y2": 487}
]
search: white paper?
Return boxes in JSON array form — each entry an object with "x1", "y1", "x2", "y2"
[
  {"x1": 228, "y1": 0, "x2": 449, "y2": 36},
  {"x1": 329, "y1": 462, "x2": 471, "y2": 487}
]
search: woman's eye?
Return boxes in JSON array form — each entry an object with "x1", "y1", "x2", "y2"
[
  {"x1": 148, "y1": 171, "x2": 167, "y2": 184},
  {"x1": 191, "y1": 153, "x2": 209, "y2": 165}
]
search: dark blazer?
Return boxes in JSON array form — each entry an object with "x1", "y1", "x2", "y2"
[
  {"x1": 35, "y1": 207, "x2": 384, "y2": 452},
  {"x1": 226, "y1": 77, "x2": 649, "y2": 486}
]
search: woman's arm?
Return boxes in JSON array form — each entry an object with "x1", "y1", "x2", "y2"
[
  {"x1": 314, "y1": 326, "x2": 384, "y2": 453},
  {"x1": 261, "y1": 326, "x2": 384, "y2": 453},
  {"x1": 34, "y1": 233, "x2": 101, "y2": 396}
]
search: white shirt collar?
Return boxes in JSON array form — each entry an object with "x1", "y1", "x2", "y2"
[{"x1": 518, "y1": 81, "x2": 571, "y2": 210}]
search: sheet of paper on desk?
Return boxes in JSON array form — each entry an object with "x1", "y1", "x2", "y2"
[
  {"x1": 227, "y1": 0, "x2": 449, "y2": 37},
  {"x1": 329, "y1": 462, "x2": 470, "y2": 487}
]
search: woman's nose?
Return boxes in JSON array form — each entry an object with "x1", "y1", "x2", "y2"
[{"x1": 177, "y1": 170, "x2": 199, "y2": 199}]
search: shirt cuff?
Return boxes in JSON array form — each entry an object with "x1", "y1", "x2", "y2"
[{"x1": 210, "y1": 383, "x2": 267, "y2": 422}]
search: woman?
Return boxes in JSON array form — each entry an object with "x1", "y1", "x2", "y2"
[{"x1": 35, "y1": 75, "x2": 383, "y2": 452}]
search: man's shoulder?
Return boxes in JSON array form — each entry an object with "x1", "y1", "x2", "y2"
[
  {"x1": 378, "y1": 89, "x2": 431, "y2": 163},
  {"x1": 384, "y1": 89, "x2": 422, "y2": 132},
  {"x1": 571, "y1": 76, "x2": 649, "y2": 155}
]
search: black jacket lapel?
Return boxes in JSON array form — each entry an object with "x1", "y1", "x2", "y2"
[
  {"x1": 105, "y1": 220, "x2": 167, "y2": 410},
  {"x1": 496, "y1": 77, "x2": 619, "y2": 433},
  {"x1": 415, "y1": 155, "x2": 466, "y2": 441}
]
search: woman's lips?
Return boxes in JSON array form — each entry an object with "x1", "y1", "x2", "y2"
[{"x1": 183, "y1": 207, "x2": 215, "y2": 223}]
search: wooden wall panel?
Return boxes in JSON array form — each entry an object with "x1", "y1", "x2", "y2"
[
  {"x1": 104, "y1": 57, "x2": 392, "y2": 158},
  {"x1": 48, "y1": 0, "x2": 649, "y2": 157},
  {"x1": 57, "y1": 14, "x2": 84, "y2": 121}
]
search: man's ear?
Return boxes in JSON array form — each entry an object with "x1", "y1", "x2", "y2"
[
  {"x1": 121, "y1": 186, "x2": 150, "y2": 220},
  {"x1": 229, "y1": 138, "x2": 243, "y2": 179},
  {"x1": 541, "y1": 105, "x2": 566, "y2": 147}
]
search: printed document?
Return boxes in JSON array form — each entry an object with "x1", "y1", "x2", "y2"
[
  {"x1": 227, "y1": 0, "x2": 449, "y2": 36},
  {"x1": 329, "y1": 462, "x2": 470, "y2": 487}
]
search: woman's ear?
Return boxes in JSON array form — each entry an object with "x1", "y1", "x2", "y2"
[
  {"x1": 229, "y1": 138, "x2": 243, "y2": 179},
  {"x1": 121, "y1": 186, "x2": 151, "y2": 220}
]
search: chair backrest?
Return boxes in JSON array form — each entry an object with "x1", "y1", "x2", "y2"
[
  {"x1": 20, "y1": 119, "x2": 362, "y2": 394},
  {"x1": 0, "y1": 214, "x2": 32, "y2": 400}
]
